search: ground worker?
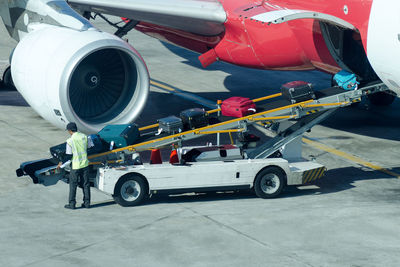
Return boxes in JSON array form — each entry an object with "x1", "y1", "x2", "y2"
[{"x1": 57, "y1": 122, "x2": 93, "y2": 209}]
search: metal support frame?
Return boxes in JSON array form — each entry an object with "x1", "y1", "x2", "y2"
[
  {"x1": 247, "y1": 109, "x2": 337, "y2": 159},
  {"x1": 87, "y1": 82, "x2": 388, "y2": 165},
  {"x1": 114, "y1": 19, "x2": 139, "y2": 38}
]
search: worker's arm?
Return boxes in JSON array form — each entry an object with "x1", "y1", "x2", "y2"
[
  {"x1": 87, "y1": 135, "x2": 94, "y2": 148},
  {"x1": 57, "y1": 143, "x2": 73, "y2": 169}
]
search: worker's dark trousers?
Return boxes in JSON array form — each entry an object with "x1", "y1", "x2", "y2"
[{"x1": 69, "y1": 166, "x2": 90, "y2": 206}]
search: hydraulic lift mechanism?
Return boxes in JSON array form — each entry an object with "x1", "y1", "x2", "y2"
[{"x1": 16, "y1": 81, "x2": 389, "y2": 206}]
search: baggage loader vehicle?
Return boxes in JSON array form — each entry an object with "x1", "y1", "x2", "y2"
[
  {"x1": 97, "y1": 153, "x2": 326, "y2": 207},
  {"x1": 16, "y1": 80, "x2": 389, "y2": 205}
]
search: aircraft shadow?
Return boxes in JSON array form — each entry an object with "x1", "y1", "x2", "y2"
[
  {"x1": 0, "y1": 87, "x2": 28, "y2": 106},
  {"x1": 2, "y1": 41, "x2": 400, "y2": 142},
  {"x1": 160, "y1": 41, "x2": 400, "y2": 141}
]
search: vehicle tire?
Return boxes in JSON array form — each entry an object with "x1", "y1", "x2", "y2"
[
  {"x1": 2, "y1": 66, "x2": 15, "y2": 90},
  {"x1": 254, "y1": 167, "x2": 285, "y2": 199},
  {"x1": 368, "y1": 91, "x2": 395, "y2": 106},
  {"x1": 113, "y1": 175, "x2": 147, "y2": 207}
]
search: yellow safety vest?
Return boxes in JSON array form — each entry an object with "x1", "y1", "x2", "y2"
[{"x1": 67, "y1": 132, "x2": 89, "y2": 170}]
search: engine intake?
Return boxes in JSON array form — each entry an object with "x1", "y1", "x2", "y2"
[{"x1": 12, "y1": 26, "x2": 149, "y2": 133}]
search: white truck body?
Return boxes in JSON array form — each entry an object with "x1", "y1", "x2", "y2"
[{"x1": 95, "y1": 157, "x2": 325, "y2": 206}]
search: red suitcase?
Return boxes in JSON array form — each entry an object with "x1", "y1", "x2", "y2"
[{"x1": 221, "y1": 97, "x2": 256, "y2": 117}]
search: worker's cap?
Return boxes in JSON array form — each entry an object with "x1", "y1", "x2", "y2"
[{"x1": 66, "y1": 122, "x2": 77, "y2": 132}]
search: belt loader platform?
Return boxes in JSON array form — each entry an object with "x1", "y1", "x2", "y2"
[{"x1": 16, "y1": 81, "x2": 389, "y2": 206}]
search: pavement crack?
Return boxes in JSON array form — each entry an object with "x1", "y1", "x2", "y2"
[
  {"x1": 180, "y1": 205, "x2": 315, "y2": 267},
  {"x1": 22, "y1": 210, "x2": 183, "y2": 267}
]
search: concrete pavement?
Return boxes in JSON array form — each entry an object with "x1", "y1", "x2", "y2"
[{"x1": 0, "y1": 16, "x2": 399, "y2": 267}]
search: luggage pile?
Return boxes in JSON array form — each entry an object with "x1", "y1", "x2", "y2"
[
  {"x1": 158, "y1": 108, "x2": 209, "y2": 134},
  {"x1": 50, "y1": 124, "x2": 140, "y2": 161}
]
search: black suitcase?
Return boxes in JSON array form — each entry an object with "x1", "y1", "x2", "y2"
[
  {"x1": 50, "y1": 135, "x2": 106, "y2": 161},
  {"x1": 180, "y1": 108, "x2": 209, "y2": 130},
  {"x1": 281, "y1": 81, "x2": 316, "y2": 103},
  {"x1": 87, "y1": 134, "x2": 107, "y2": 154},
  {"x1": 50, "y1": 142, "x2": 68, "y2": 162},
  {"x1": 158, "y1": 116, "x2": 183, "y2": 134}
]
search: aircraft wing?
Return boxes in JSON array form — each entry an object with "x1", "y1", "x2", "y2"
[{"x1": 67, "y1": 0, "x2": 227, "y2": 36}]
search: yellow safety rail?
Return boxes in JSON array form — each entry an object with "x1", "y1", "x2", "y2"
[
  {"x1": 139, "y1": 123, "x2": 159, "y2": 131},
  {"x1": 88, "y1": 99, "x2": 314, "y2": 159},
  {"x1": 304, "y1": 102, "x2": 348, "y2": 108},
  {"x1": 195, "y1": 129, "x2": 246, "y2": 135}
]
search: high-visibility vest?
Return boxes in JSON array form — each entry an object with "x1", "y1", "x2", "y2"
[{"x1": 67, "y1": 132, "x2": 89, "y2": 170}]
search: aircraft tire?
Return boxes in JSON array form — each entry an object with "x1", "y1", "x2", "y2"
[
  {"x1": 113, "y1": 174, "x2": 147, "y2": 207},
  {"x1": 2, "y1": 66, "x2": 16, "y2": 90},
  {"x1": 254, "y1": 167, "x2": 285, "y2": 199}
]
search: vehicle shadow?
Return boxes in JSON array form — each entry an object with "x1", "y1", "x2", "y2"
[
  {"x1": 136, "y1": 165, "x2": 399, "y2": 206},
  {"x1": 86, "y1": 200, "x2": 117, "y2": 209},
  {"x1": 83, "y1": 164, "x2": 399, "y2": 209},
  {"x1": 281, "y1": 165, "x2": 399, "y2": 198}
]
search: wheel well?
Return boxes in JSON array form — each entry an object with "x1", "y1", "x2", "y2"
[
  {"x1": 253, "y1": 165, "x2": 287, "y2": 188},
  {"x1": 113, "y1": 172, "x2": 149, "y2": 196}
]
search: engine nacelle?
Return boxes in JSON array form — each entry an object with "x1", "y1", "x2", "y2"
[{"x1": 11, "y1": 26, "x2": 149, "y2": 133}]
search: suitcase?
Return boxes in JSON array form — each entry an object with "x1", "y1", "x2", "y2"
[
  {"x1": 50, "y1": 134, "x2": 107, "y2": 161},
  {"x1": 98, "y1": 124, "x2": 140, "y2": 148},
  {"x1": 333, "y1": 70, "x2": 359, "y2": 90},
  {"x1": 221, "y1": 97, "x2": 256, "y2": 117},
  {"x1": 281, "y1": 81, "x2": 316, "y2": 103},
  {"x1": 180, "y1": 108, "x2": 209, "y2": 129},
  {"x1": 158, "y1": 116, "x2": 183, "y2": 134},
  {"x1": 50, "y1": 142, "x2": 68, "y2": 162},
  {"x1": 87, "y1": 134, "x2": 107, "y2": 154}
]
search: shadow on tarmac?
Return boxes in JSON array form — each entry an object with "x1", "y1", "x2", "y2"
[
  {"x1": 66, "y1": 162, "x2": 399, "y2": 209},
  {"x1": 2, "y1": 41, "x2": 400, "y2": 141},
  {"x1": 161, "y1": 41, "x2": 400, "y2": 141},
  {"x1": 0, "y1": 82, "x2": 28, "y2": 106},
  {"x1": 90, "y1": 165, "x2": 397, "y2": 208}
]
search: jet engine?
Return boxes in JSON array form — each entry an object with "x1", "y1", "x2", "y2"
[{"x1": 11, "y1": 26, "x2": 149, "y2": 133}]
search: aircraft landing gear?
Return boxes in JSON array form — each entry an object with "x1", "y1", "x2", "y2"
[
  {"x1": 1, "y1": 66, "x2": 15, "y2": 90},
  {"x1": 368, "y1": 91, "x2": 396, "y2": 106}
]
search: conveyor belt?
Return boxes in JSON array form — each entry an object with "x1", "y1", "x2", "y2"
[{"x1": 87, "y1": 82, "x2": 388, "y2": 162}]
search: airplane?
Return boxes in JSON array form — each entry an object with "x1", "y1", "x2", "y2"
[{"x1": 0, "y1": 0, "x2": 398, "y2": 134}]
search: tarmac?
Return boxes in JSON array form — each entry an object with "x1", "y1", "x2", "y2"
[{"x1": 0, "y1": 16, "x2": 400, "y2": 267}]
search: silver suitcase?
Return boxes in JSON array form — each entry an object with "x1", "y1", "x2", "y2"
[{"x1": 158, "y1": 116, "x2": 183, "y2": 134}]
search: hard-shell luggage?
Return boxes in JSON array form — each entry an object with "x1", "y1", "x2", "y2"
[
  {"x1": 87, "y1": 134, "x2": 106, "y2": 154},
  {"x1": 158, "y1": 116, "x2": 183, "y2": 134},
  {"x1": 281, "y1": 81, "x2": 316, "y2": 104},
  {"x1": 221, "y1": 97, "x2": 256, "y2": 117},
  {"x1": 98, "y1": 124, "x2": 140, "y2": 148},
  {"x1": 333, "y1": 70, "x2": 359, "y2": 90},
  {"x1": 180, "y1": 108, "x2": 209, "y2": 130},
  {"x1": 50, "y1": 134, "x2": 107, "y2": 161},
  {"x1": 50, "y1": 142, "x2": 68, "y2": 162}
]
